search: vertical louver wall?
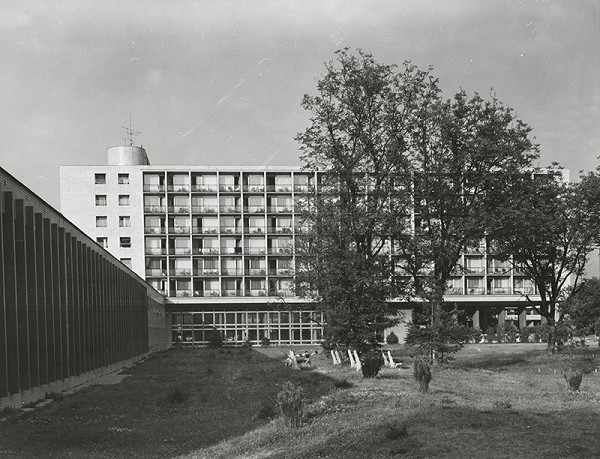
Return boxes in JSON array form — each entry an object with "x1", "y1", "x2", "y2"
[{"x1": 0, "y1": 167, "x2": 167, "y2": 401}]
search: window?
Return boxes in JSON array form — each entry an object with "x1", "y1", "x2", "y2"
[
  {"x1": 95, "y1": 195, "x2": 107, "y2": 206},
  {"x1": 119, "y1": 195, "x2": 130, "y2": 206},
  {"x1": 96, "y1": 216, "x2": 107, "y2": 227},
  {"x1": 118, "y1": 173, "x2": 130, "y2": 184},
  {"x1": 120, "y1": 237, "x2": 131, "y2": 248},
  {"x1": 96, "y1": 237, "x2": 108, "y2": 248},
  {"x1": 120, "y1": 258, "x2": 132, "y2": 268},
  {"x1": 95, "y1": 173, "x2": 106, "y2": 184},
  {"x1": 119, "y1": 216, "x2": 131, "y2": 227}
]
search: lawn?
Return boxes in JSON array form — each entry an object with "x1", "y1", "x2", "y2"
[{"x1": 1, "y1": 343, "x2": 599, "y2": 458}]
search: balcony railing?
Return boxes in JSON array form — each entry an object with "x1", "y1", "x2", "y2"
[
  {"x1": 245, "y1": 290, "x2": 267, "y2": 297},
  {"x1": 266, "y1": 185, "x2": 293, "y2": 192},
  {"x1": 168, "y1": 226, "x2": 190, "y2": 234},
  {"x1": 267, "y1": 206, "x2": 293, "y2": 214},
  {"x1": 487, "y1": 267, "x2": 511, "y2": 275},
  {"x1": 145, "y1": 269, "x2": 167, "y2": 277},
  {"x1": 243, "y1": 247, "x2": 266, "y2": 255},
  {"x1": 192, "y1": 226, "x2": 218, "y2": 234},
  {"x1": 244, "y1": 206, "x2": 266, "y2": 213},
  {"x1": 221, "y1": 290, "x2": 243, "y2": 297},
  {"x1": 191, "y1": 206, "x2": 218, "y2": 214},
  {"x1": 293, "y1": 184, "x2": 314, "y2": 192},
  {"x1": 195, "y1": 268, "x2": 220, "y2": 276},
  {"x1": 514, "y1": 287, "x2": 535, "y2": 295},
  {"x1": 488, "y1": 287, "x2": 512, "y2": 295},
  {"x1": 243, "y1": 185, "x2": 265, "y2": 192},
  {"x1": 174, "y1": 289, "x2": 193, "y2": 297},
  {"x1": 145, "y1": 247, "x2": 167, "y2": 255},
  {"x1": 445, "y1": 287, "x2": 464, "y2": 295},
  {"x1": 193, "y1": 247, "x2": 219, "y2": 255},
  {"x1": 168, "y1": 206, "x2": 191, "y2": 214},
  {"x1": 267, "y1": 227, "x2": 293, "y2": 234},
  {"x1": 246, "y1": 268, "x2": 266, "y2": 275},
  {"x1": 221, "y1": 269, "x2": 244, "y2": 276},
  {"x1": 245, "y1": 227, "x2": 265, "y2": 234},
  {"x1": 220, "y1": 206, "x2": 242, "y2": 213},
  {"x1": 169, "y1": 247, "x2": 192, "y2": 255},
  {"x1": 144, "y1": 205, "x2": 166, "y2": 213},
  {"x1": 268, "y1": 268, "x2": 294, "y2": 276},
  {"x1": 167, "y1": 185, "x2": 190, "y2": 192},
  {"x1": 466, "y1": 287, "x2": 485, "y2": 295},
  {"x1": 143, "y1": 184, "x2": 166, "y2": 192},
  {"x1": 145, "y1": 226, "x2": 166, "y2": 234},
  {"x1": 220, "y1": 227, "x2": 242, "y2": 234},
  {"x1": 268, "y1": 289, "x2": 294, "y2": 297},
  {"x1": 221, "y1": 247, "x2": 243, "y2": 254},
  {"x1": 170, "y1": 269, "x2": 192, "y2": 276},
  {"x1": 268, "y1": 247, "x2": 291, "y2": 254},
  {"x1": 464, "y1": 266, "x2": 486, "y2": 274},
  {"x1": 219, "y1": 185, "x2": 241, "y2": 192},
  {"x1": 191, "y1": 185, "x2": 218, "y2": 192}
]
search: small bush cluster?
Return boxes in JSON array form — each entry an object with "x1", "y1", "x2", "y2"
[
  {"x1": 333, "y1": 379, "x2": 353, "y2": 389},
  {"x1": 260, "y1": 336, "x2": 271, "y2": 347},
  {"x1": 564, "y1": 369, "x2": 584, "y2": 391},
  {"x1": 207, "y1": 329, "x2": 223, "y2": 348},
  {"x1": 361, "y1": 351, "x2": 384, "y2": 378},
  {"x1": 384, "y1": 421, "x2": 408, "y2": 441},
  {"x1": 386, "y1": 332, "x2": 399, "y2": 344},
  {"x1": 413, "y1": 356, "x2": 432, "y2": 393},
  {"x1": 277, "y1": 382, "x2": 303, "y2": 428}
]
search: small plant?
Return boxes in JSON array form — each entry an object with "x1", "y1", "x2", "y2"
[
  {"x1": 260, "y1": 336, "x2": 271, "y2": 347},
  {"x1": 254, "y1": 400, "x2": 277, "y2": 421},
  {"x1": 242, "y1": 339, "x2": 253, "y2": 349},
  {"x1": 333, "y1": 379, "x2": 353, "y2": 389},
  {"x1": 386, "y1": 332, "x2": 399, "y2": 344},
  {"x1": 207, "y1": 329, "x2": 223, "y2": 348},
  {"x1": 384, "y1": 421, "x2": 408, "y2": 441},
  {"x1": 413, "y1": 355, "x2": 432, "y2": 393},
  {"x1": 564, "y1": 368, "x2": 583, "y2": 391},
  {"x1": 167, "y1": 389, "x2": 188, "y2": 404},
  {"x1": 277, "y1": 381, "x2": 303, "y2": 428},
  {"x1": 361, "y1": 351, "x2": 384, "y2": 378}
]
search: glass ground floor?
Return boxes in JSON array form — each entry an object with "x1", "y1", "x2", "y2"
[{"x1": 170, "y1": 306, "x2": 324, "y2": 345}]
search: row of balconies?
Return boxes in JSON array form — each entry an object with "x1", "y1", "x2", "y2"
[
  {"x1": 144, "y1": 226, "x2": 294, "y2": 235},
  {"x1": 143, "y1": 206, "x2": 294, "y2": 214},
  {"x1": 145, "y1": 247, "x2": 290, "y2": 255},
  {"x1": 446, "y1": 287, "x2": 535, "y2": 295},
  {"x1": 145, "y1": 268, "x2": 294, "y2": 277},
  {"x1": 143, "y1": 184, "x2": 313, "y2": 193},
  {"x1": 168, "y1": 289, "x2": 295, "y2": 298}
]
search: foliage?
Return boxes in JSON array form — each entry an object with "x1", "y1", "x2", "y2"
[
  {"x1": 276, "y1": 381, "x2": 303, "y2": 428},
  {"x1": 413, "y1": 355, "x2": 432, "y2": 393},
  {"x1": 385, "y1": 331, "x2": 399, "y2": 344},
  {"x1": 207, "y1": 328, "x2": 224, "y2": 348},
  {"x1": 260, "y1": 336, "x2": 271, "y2": 347},
  {"x1": 563, "y1": 369, "x2": 583, "y2": 391},
  {"x1": 564, "y1": 278, "x2": 600, "y2": 336},
  {"x1": 361, "y1": 351, "x2": 384, "y2": 378},
  {"x1": 490, "y1": 166, "x2": 600, "y2": 352},
  {"x1": 406, "y1": 312, "x2": 469, "y2": 361}
]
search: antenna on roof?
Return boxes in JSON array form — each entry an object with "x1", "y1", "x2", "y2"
[{"x1": 121, "y1": 111, "x2": 143, "y2": 146}]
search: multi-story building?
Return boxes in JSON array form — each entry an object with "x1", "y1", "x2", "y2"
[{"x1": 60, "y1": 144, "x2": 544, "y2": 346}]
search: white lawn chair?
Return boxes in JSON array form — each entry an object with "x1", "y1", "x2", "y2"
[{"x1": 387, "y1": 350, "x2": 402, "y2": 368}]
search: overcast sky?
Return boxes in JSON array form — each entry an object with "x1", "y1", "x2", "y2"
[{"x1": 1, "y1": 0, "x2": 599, "y2": 209}]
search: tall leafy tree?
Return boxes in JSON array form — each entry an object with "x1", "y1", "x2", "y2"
[
  {"x1": 295, "y1": 49, "x2": 423, "y2": 351},
  {"x1": 491, "y1": 165, "x2": 600, "y2": 352},
  {"x1": 564, "y1": 278, "x2": 600, "y2": 338}
]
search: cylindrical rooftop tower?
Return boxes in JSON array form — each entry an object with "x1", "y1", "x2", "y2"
[{"x1": 106, "y1": 145, "x2": 150, "y2": 166}]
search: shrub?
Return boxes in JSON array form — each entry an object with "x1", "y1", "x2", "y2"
[
  {"x1": 254, "y1": 400, "x2": 277, "y2": 420},
  {"x1": 413, "y1": 356, "x2": 432, "y2": 393},
  {"x1": 277, "y1": 382, "x2": 303, "y2": 428},
  {"x1": 361, "y1": 351, "x2": 384, "y2": 378},
  {"x1": 242, "y1": 339, "x2": 253, "y2": 349},
  {"x1": 564, "y1": 369, "x2": 583, "y2": 391},
  {"x1": 333, "y1": 379, "x2": 353, "y2": 389},
  {"x1": 260, "y1": 336, "x2": 271, "y2": 347},
  {"x1": 207, "y1": 329, "x2": 223, "y2": 348},
  {"x1": 384, "y1": 421, "x2": 408, "y2": 441},
  {"x1": 386, "y1": 332, "x2": 399, "y2": 344}
]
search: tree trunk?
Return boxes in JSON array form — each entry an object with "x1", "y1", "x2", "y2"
[{"x1": 546, "y1": 327, "x2": 556, "y2": 354}]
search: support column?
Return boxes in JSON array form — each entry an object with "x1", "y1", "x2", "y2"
[
  {"x1": 518, "y1": 306, "x2": 527, "y2": 329},
  {"x1": 472, "y1": 307, "x2": 481, "y2": 330},
  {"x1": 497, "y1": 308, "x2": 506, "y2": 326}
]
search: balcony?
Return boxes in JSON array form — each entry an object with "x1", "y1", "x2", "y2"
[
  {"x1": 294, "y1": 184, "x2": 314, "y2": 193},
  {"x1": 191, "y1": 206, "x2": 218, "y2": 214},
  {"x1": 145, "y1": 226, "x2": 165, "y2": 234},
  {"x1": 174, "y1": 289, "x2": 193, "y2": 297},
  {"x1": 145, "y1": 269, "x2": 167, "y2": 277},
  {"x1": 268, "y1": 268, "x2": 294, "y2": 276},
  {"x1": 466, "y1": 287, "x2": 485, "y2": 295},
  {"x1": 193, "y1": 247, "x2": 219, "y2": 255},
  {"x1": 144, "y1": 206, "x2": 166, "y2": 214},
  {"x1": 244, "y1": 206, "x2": 266, "y2": 214},
  {"x1": 168, "y1": 206, "x2": 191, "y2": 214},
  {"x1": 220, "y1": 227, "x2": 242, "y2": 234},
  {"x1": 268, "y1": 247, "x2": 291, "y2": 255},
  {"x1": 168, "y1": 226, "x2": 190, "y2": 234},
  {"x1": 169, "y1": 247, "x2": 192, "y2": 255},
  {"x1": 192, "y1": 226, "x2": 218, "y2": 234},
  {"x1": 243, "y1": 247, "x2": 266, "y2": 255},
  {"x1": 221, "y1": 268, "x2": 244, "y2": 276},
  {"x1": 219, "y1": 185, "x2": 241, "y2": 192},
  {"x1": 268, "y1": 289, "x2": 294, "y2": 297},
  {"x1": 191, "y1": 185, "x2": 218, "y2": 192},
  {"x1": 143, "y1": 184, "x2": 166, "y2": 192},
  {"x1": 243, "y1": 185, "x2": 265, "y2": 192},
  {"x1": 445, "y1": 287, "x2": 464, "y2": 295},
  {"x1": 464, "y1": 266, "x2": 486, "y2": 274},
  {"x1": 267, "y1": 226, "x2": 293, "y2": 234},
  {"x1": 245, "y1": 227, "x2": 265, "y2": 234},
  {"x1": 487, "y1": 266, "x2": 511, "y2": 275},
  {"x1": 170, "y1": 269, "x2": 192, "y2": 276},
  {"x1": 488, "y1": 287, "x2": 512, "y2": 295},
  {"x1": 145, "y1": 247, "x2": 167, "y2": 255},
  {"x1": 267, "y1": 206, "x2": 293, "y2": 214},
  {"x1": 222, "y1": 290, "x2": 243, "y2": 297},
  {"x1": 266, "y1": 185, "x2": 292, "y2": 193},
  {"x1": 195, "y1": 268, "x2": 220, "y2": 276},
  {"x1": 246, "y1": 268, "x2": 266, "y2": 276},
  {"x1": 245, "y1": 290, "x2": 267, "y2": 297},
  {"x1": 514, "y1": 287, "x2": 535, "y2": 295},
  {"x1": 167, "y1": 185, "x2": 190, "y2": 193},
  {"x1": 220, "y1": 206, "x2": 242, "y2": 213},
  {"x1": 221, "y1": 247, "x2": 243, "y2": 254}
]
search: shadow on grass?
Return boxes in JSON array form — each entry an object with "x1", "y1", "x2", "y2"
[{"x1": 0, "y1": 347, "x2": 341, "y2": 458}]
